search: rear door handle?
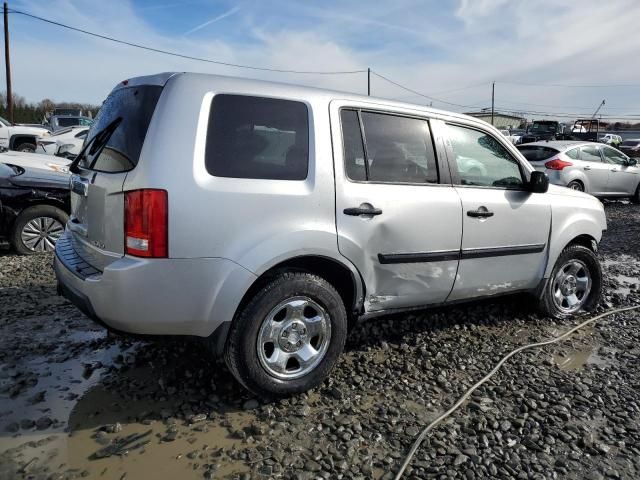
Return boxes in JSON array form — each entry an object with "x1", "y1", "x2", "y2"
[
  {"x1": 610, "y1": 168, "x2": 618, "y2": 172},
  {"x1": 584, "y1": 166, "x2": 592, "y2": 171},
  {"x1": 467, "y1": 207, "x2": 494, "y2": 218},
  {"x1": 344, "y1": 206, "x2": 383, "y2": 216}
]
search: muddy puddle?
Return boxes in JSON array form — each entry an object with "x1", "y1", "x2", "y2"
[{"x1": 553, "y1": 346, "x2": 617, "y2": 371}]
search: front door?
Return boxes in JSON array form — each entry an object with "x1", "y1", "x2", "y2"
[
  {"x1": 331, "y1": 103, "x2": 462, "y2": 312},
  {"x1": 443, "y1": 123, "x2": 552, "y2": 301},
  {"x1": 601, "y1": 145, "x2": 640, "y2": 195}
]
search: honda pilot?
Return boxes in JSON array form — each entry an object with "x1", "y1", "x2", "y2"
[{"x1": 55, "y1": 73, "x2": 607, "y2": 397}]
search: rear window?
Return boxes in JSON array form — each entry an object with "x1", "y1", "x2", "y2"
[
  {"x1": 205, "y1": 94, "x2": 309, "y2": 180},
  {"x1": 81, "y1": 85, "x2": 162, "y2": 172},
  {"x1": 57, "y1": 117, "x2": 81, "y2": 128},
  {"x1": 516, "y1": 145, "x2": 559, "y2": 162}
]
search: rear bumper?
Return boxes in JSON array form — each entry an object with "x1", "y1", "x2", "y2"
[{"x1": 54, "y1": 230, "x2": 257, "y2": 337}]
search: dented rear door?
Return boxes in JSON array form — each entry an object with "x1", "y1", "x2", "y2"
[{"x1": 330, "y1": 101, "x2": 462, "y2": 312}]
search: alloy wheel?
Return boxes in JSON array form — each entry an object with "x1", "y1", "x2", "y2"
[
  {"x1": 20, "y1": 217, "x2": 64, "y2": 252},
  {"x1": 257, "y1": 296, "x2": 331, "y2": 380},
  {"x1": 551, "y1": 259, "x2": 592, "y2": 314}
]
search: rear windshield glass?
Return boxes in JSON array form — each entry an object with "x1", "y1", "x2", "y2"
[
  {"x1": 205, "y1": 94, "x2": 309, "y2": 180},
  {"x1": 516, "y1": 145, "x2": 559, "y2": 162},
  {"x1": 57, "y1": 117, "x2": 81, "y2": 127},
  {"x1": 81, "y1": 85, "x2": 162, "y2": 172}
]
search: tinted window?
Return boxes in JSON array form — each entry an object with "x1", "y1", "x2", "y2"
[
  {"x1": 565, "y1": 148, "x2": 580, "y2": 160},
  {"x1": 447, "y1": 124, "x2": 523, "y2": 188},
  {"x1": 57, "y1": 117, "x2": 81, "y2": 128},
  {"x1": 361, "y1": 112, "x2": 437, "y2": 183},
  {"x1": 621, "y1": 140, "x2": 640, "y2": 147},
  {"x1": 517, "y1": 146, "x2": 559, "y2": 162},
  {"x1": 602, "y1": 146, "x2": 628, "y2": 165},
  {"x1": 579, "y1": 146, "x2": 602, "y2": 163},
  {"x1": 206, "y1": 95, "x2": 308, "y2": 180},
  {"x1": 82, "y1": 85, "x2": 162, "y2": 172},
  {"x1": 340, "y1": 109, "x2": 367, "y2": 181}
]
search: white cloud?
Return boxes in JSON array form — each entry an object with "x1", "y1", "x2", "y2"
[{"x1": 6, "y1": 0, "x2": 640, "y2": 120}]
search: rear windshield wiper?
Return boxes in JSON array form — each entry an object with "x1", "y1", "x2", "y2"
[{"x1": 69, "y1": 117, "x2": 122, "y2": 174}]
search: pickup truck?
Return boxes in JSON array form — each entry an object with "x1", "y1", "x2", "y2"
[{"x1": 0, "y1": 116, "x2": 50, "y2": 152}]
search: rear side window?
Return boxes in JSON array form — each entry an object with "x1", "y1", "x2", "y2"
[
  {"x1": 82, "y1": 85, "x2": 162, "y2": 172},
  {"x1": 580, "y1": 146, "x2": 602, "y2": 162},
  {"x1": 340, "y1": 109, "x2": 438, "y2": 184},
  {"x1": 565, "y1": 148, "x2": 579, "y2": 160},
  {"x1": 206, "y1": 95, "x2": 309, "y2": 180},
  {"x1": 516, "y1": 146, "x2": 559, "y2": 162}
]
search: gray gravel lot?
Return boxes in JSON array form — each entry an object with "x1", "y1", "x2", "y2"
[{"x1": 1, "y1": 201, "x2": 639, "y2": 480}]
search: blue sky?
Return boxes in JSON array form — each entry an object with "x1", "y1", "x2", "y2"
[{"x1": 6, "y1": 0, "x2": 640, "y2": 121}]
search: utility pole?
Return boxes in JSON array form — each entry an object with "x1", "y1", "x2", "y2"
[
  {"x1": 3, "y1": 2, "x2": 12, "y2": 123},
  {"x1": 491, "y1": 81, "x2": 495, "y2": 126},
  {"x1": 367, "y1": 68, "x2": 370, "y2": 96}
]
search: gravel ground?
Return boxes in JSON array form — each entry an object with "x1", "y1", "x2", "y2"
[{"x1": 1, "y1": 200, "x2": 639, "y2": 480}]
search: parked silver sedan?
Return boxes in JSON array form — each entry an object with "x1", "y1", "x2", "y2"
[{"x1": 517, "y1": 141, "x2": 640, "y2": 202}]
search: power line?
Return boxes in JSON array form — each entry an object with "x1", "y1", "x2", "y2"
[
  {"x1": 497, "y1": 80, "x2": 640, "y2": 88},
  {"x1": 370, "y1": 71, "x2": 476, "y2": 108},
  {"x1": 7, "y1": 8, "x2": 367, "y2": 75}
]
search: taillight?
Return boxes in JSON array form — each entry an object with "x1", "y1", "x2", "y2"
[
  {"x1": 124, "y1": 189, "x2": 168, "y2": 258},
  {"x1": 544, "y1": 158, "x2": 573, "y2": 170}
]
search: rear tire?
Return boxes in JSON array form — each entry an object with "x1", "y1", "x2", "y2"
[
  {"x1": 538, "y1": 244, "x2": 602, "y2": 319},
  {"x1": 15, "y1": 142, "x2": 36, "y2": 153},
  {"x1": 11, "y1": 205, "x2": 68, "y2": 255},
  {"x1": 224, "y1": 271, "x2": 347, "y2": 398},
  {"x1": 567, "y1": 180, "x2": 584, "y2": 192}
]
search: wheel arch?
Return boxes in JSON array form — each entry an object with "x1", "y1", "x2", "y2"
[{"x1": 9, "y1": 134, "x2": 37, "y2": 150}]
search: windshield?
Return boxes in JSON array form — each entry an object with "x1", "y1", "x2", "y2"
[
  {"x1": 0, "y1": 116, "x2": 11, "y2": 127},
  {"x1": 530, "y1": 122, "x2": 558, "y2": 134},
  {"x1": 81, "y1": 85, "x2": 162, "y2": 172}
]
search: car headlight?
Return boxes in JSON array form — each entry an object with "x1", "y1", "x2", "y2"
[{"x1": 46, "y1": 162, "x2": 69, "y2": 174}]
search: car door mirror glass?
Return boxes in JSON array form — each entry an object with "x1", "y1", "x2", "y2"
[
  {"x1": 628, "y1": 158, "x2": 637, "y2": 166},
  {"x1": 529, "y1": 171, "x2": 549, "y2": 193}
]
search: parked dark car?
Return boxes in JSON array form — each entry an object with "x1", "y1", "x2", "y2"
[
  {"x1": 0, "y1": 162, "x2": 70, "y2": 254},
  {"x1": 520, "y1": 121, "x2": 570, "y2": 144},
  {"x1": 47, "y1": 115, "x2": 93, "y2": 132},
  {"x1": 619, "y1": 139, "x2": 640, "y2": 158}
]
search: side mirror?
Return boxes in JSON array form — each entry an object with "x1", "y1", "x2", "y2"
[
  {"x1": 529, "y1": 171, "x2": 549, "y2": 193},
  {"x1": 628, "y1": 158, "x2": 637, "y2": 166}
]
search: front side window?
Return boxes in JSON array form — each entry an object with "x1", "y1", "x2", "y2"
[
  {"x1": 205, "y1": 95, "x2": 309, "y2": 180},
  {"x1": 601, "y1": 146, "x2": 628, "y2": 165},
  {"x1": 447, "y1": 124, "x2": 523, "y2": 188},
  {"x1": 579, "y1": 146, "x2": 602, "y2": 163}
]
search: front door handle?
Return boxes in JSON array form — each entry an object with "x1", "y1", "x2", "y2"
[
  {"x1": 610, "y1": 168, "x2": 618, "y2": 172},
  {"x1": 344, "y1": 205, "x2": 383, "y2": 216},
  {"x1": 584, "y1": 166, "x2": 592, "y2": 171},
  {"x1": 467, "y1": 206, "x2": 494, "y2": 218}
]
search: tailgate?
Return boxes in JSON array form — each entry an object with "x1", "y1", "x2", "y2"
[{"x1": 67, "y1": 81, "x2": 164, "y2": 270}]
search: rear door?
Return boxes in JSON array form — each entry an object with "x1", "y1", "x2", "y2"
[
  {"x1": 331, "y1": 103, "x2": 462, "y2": 312},
  {"x1": 577, "y1": 145, "x2": 609, "y2": 194},
  {"x1": 69, "y1": 82, "x2": 163, "y2": 270},
  {"x1": 601, "y1": 145, "x2": 639, "y2": 195},
  {"x1": 443, "y1": 122, "x2": 551, "y2": 301}
]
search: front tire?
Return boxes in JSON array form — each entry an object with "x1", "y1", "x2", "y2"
[
  {"x1": 11, "y1": 205, "x2": 68, "y2": 255},
  {"x1": 631, "y1": 183, "x2": 640, "y2": 204},
  {"x1": 538, "y1": 244, "x2": 602, "y2": 318},
  {"x1": 224, "y1": 271, "x2": 347, "y2": 398},
  {"x1": 15, "y1": 142, "x2": 36, "y2": 153}
]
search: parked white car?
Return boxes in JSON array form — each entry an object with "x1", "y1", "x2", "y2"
[
  {"x1": 37, "y1": 126, "x2": 88, "y2": 157},
  {"x1": 599, "y1": 134, "x2": 622, "y2": 147},
  {"x1": 0, "y1": 116, "x2": 50, "y2": 152},
  {"x1": 0, "y1": 150, "x2": 71, "y2": 173}
]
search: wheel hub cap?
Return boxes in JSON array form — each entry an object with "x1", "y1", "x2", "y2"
[
  {"x1": 552, "y1": 259, "x2": 592, "y2": 314},
  {"x1": 257, "y1": 296, "x2": 331, "y2": 380},
  {"x1": 21, "y1": 217, "x2": 64, "y2": 252}
]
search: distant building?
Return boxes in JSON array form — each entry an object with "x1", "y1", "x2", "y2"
[{"x1": 464, "y1": 110, "x2": 526, "y2": 129}]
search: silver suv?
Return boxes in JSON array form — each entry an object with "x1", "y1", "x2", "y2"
[{"x1": 55, "y1": 73, "x2": 607, "y2": 396}]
